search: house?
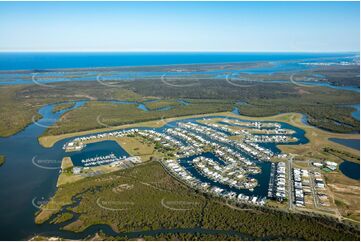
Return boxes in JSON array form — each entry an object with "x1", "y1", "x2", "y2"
[
  {"x1": 312, "y1": 162, "x2": 323, "y2": 168},
  {"x1": 72, "y1": 167, "x2": 82, "y2": 174},
  {"x1": 325, "y1": 161, "x2": 338, "y2": 171}
]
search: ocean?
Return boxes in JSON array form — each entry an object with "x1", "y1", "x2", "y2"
[{"x1": 0, "y1": 52, "x2": 356, "y2": 71}]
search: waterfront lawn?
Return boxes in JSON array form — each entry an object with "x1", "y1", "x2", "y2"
[
  {"x1": 51, "y1": 212, "x2": 73, "y2": 224},
  {"x1": 115, "y1": 136, "x2": 157, "y2": 162},
  {"x1": 61, "y1": 157, "x2": 73, "y2": 170}
]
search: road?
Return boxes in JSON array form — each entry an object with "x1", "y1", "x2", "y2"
[
  {"x1": 308, "y1": 166, "x2": 319, "y2": 209},
  {"x1": 287, "y1": 155, "x2": 294, "y2": 211}
]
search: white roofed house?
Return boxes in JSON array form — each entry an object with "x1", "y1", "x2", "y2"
[
  {"x1": 325, "y1": 161, "x2": 338, "y2": 171},
  {"x1": 312, "y1": 162, "x2": 323, "y2": 168},
  {"x1": 72, "y1": 166, "x2": 82, "y2": 174}
]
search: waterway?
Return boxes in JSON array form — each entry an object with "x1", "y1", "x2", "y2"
[
  {"x1": 0, "y1": 99, "x2": 309, "y2": 240},
  {"x1": 351, "y1": 104, "x2": 360, "y2": 121},
  {"x1": 70, "y1": 140, "x2": 129, "y2": 167},
  {"x1": 61, "y1": 112, "x2": 308, "y2": 199},
  {"x1": 0, "y1": 101, "x2": 86, "y2": 240},
  {"x1": 0, "y1": 52, "x2": 358, "y2": 239}
]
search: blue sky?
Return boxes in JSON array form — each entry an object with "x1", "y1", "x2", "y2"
[{"x1": 0, "y1": 1, "x2": 359, "y2": 52}]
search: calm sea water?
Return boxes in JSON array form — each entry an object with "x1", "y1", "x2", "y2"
[
  {"x1": 70, "y1": 140, "x2": 129, "y2": 167},
  {"x1": 0, "y1": 52, "x2": 356, "y2": 71}
]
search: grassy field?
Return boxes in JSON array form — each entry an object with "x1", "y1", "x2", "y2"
[
  {"x1": 144, "y1": 99, "x2": 181, "y2": 110},
  {"x1": 0, "y1": 82, "x2": 141, "y2": 137},
  {"x1": 115, "y1": 136, "x2": 158, "y2": 162},
  {"x1": 57, "y1": 157, "x2": 83, "y2": 187},
  {"x1": 61, "y1": 157, "x2": 73, "y2": 170},
  {"x1": 50, "y1": 212, "x2": 73, "y2": 225},
  {"x1": 52, "y1": 102, "x2": 76, "y2": 113},
  {"x1": 35, "y1": 160, "x2": 359, "y2": 240},
  {"x1": 42, "y1": 99, "x2": 234, "y2": 136},
  {"x1": 276, "y1": 113, "x2": 359, "y2": 161},
  {"x1": 122, "y1": 76, "x2": 359, "y2": 133},
  {"x1": 322, "y1": 147, "x2": 359, "y2": 163},
  {"x1": 325, "y1": 171, "x2": 360, "y2": 222},
  {"x1": 1, "y1": 72, "x2": 358, "y2": 138},
  {"x1": 236, "y1": 90, "x2": 359, "y2": 133}
]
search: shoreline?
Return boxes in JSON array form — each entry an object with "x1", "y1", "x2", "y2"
[
  {"x1": 39, "y1": 111, "x2": 360, "y2": 157},
  {"x1": 0, "y1": 59, "x2": 269, "y2": 73},
  {"x1": 0, "y1": 51, "x2": 359, "y2": 74},
  {"x1": 1, "y1": 51, "x2": 354, "y2": 73},
  {"x1": 39, "y1": 111, "x2": 298, "y2": 147}
]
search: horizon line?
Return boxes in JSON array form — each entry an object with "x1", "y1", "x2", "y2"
[{"x1": 0, "y1": 50, "x2": 359, "y2": 54}]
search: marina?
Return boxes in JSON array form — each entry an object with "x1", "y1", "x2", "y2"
[
  {"x1": 5, "y1": 93, "x2": 353, "y2": 240},
  {"x1": 63, "y1": 114, "x2": 308, "y2": 203},
  {"x1": 69, "y1": 140, "x2": 129, "y2": 167},
  {"x1": 0, "y1": 87, "x2": 357, "y2": 239},
  {"x1": 0, "y1": 1, "x2": 359, "y2": 239}
]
